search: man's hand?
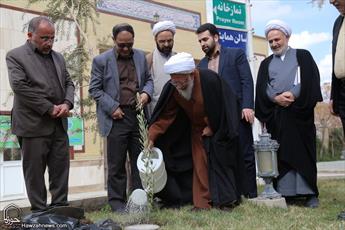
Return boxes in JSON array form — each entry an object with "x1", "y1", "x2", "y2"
[
  {"x1": 112, "y1": 107, "x2": 125, "y2": 120},
  {"x1": 139, "y1": 93, "x2": 149, "y2": 107},
  {"x1": 56, "y1": 104, "x2": 70, "y2": 118},
  {"x1": 49, "y1": 105, "x2": 61, "y2": 118},
  {"x1": 274, "y1": 91, "x2": 295, "y2": 107},
  {"x1": 148, "y1": 140, "x2": 154, "y2": 149},
  {"x1": 202, "y1": 126, "x2": 213, "y2": 137},
  {"x1": 242, "y1": 108, "x2": 255, "y2": 124}
]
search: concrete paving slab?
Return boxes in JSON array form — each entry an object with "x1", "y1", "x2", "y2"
[
  {"x1": 0, "y1": 190, "x2": 107, "y2": 217},
  {"x1": 248, "y1": 197, "x2": 288, "y2": 209},
  {"x1": 317, "y1": 160, "x2": 345, "y2": 173}
]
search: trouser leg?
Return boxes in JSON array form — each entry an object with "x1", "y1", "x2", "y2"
[
  {"x1": 126, "y1": 109, "x2": 142, "y2": 193},
  {"x1": 107, "y1": 125, "x2": 128, "y2": 209},
  {"x1": 20, "y1": 136, "x2": 50, "y2": 211},
  {"x1": 47, "y1": 121, "x2": 70, "y2": 207},
  {"x1": 239, "y1": 121, "x2": 257, "y2": 198},
  {"x1": 107, "y1": 109, "x2": 137, "y2": 210}
]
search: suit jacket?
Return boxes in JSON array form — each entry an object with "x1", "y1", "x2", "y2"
[
  {"x1": 198, "y1": 46, "x2": 254, "y2": 110},
  {"x1": 331, "y1": 15, "x2": 344, "y2": 114},
  {"x1": 6, "y1": 42, "x2": 75, "y2": 137},
  {"x1": 89, "y1": 48, "x2": 154, "y2": 137}
]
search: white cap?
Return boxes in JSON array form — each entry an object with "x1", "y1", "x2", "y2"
[
  {"x1": 152, "y1": 20, "x2": 176, "y2": 37},
  {"x1": 164, "y1": 52, "x2": 195, "y2": 74},
  {"x1": 265, "y1": 19, "x2": 292, "y2": 37}
]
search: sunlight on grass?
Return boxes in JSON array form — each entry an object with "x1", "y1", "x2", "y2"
[{"x1": 86, "y1": 179, "x2": 345, "y2": 229}]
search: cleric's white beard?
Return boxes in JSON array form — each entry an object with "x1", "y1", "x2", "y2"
[
  {"x1": 177, "y1": 79, "x2": 194, "y2": 101},
  {"x1": 272, "y1": 43, "x2": 289, "y2": 56}
]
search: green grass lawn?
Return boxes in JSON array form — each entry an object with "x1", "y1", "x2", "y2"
[{"x1": 86, "y1": 179, "x2": 345, "y2": 230}]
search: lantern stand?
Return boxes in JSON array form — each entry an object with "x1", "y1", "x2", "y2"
[{"x1": 250, "y1": 124, "x2": 287, "y2": 208}]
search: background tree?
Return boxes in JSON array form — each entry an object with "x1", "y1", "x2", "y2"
[{"x1": 311, "y1": 0, "x2": 326, "y2": 8}]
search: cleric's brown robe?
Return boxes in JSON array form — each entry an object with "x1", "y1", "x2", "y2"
[{"x1": 149, "y1": 71, "x2": 211, "y2": 208}]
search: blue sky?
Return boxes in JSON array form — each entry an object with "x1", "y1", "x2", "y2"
[{"x1": 251, "y1": 0, "x2": 339, "y2": 83}]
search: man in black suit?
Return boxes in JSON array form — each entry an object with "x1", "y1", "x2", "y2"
[
  {"x1": 6, "y1": 16, "x2": 75, "y2": 212},
  {"x1": 329, "y1": 0, "x2": 345, "y2": 220}
]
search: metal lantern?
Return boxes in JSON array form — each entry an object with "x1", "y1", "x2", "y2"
[
  {"x1": 253, "y1": 127, "x2": 281, "y2": 199},
  {"x1": 153, "y1": 12, "x2": 160, "y2": 23}
]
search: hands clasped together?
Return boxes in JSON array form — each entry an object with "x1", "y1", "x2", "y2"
[
  {"x1": 50, "y1": 103, "x2": 70, "y2": 118},
  {"x1": 274, "y1": 91, "x2": 295, "y2": 108}
]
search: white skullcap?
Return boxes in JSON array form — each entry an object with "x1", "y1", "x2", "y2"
[
  {"x1": 164, "y1": 52, "x2": 195, "y2": 74},
  {"x1": 265, "y1": 19, "x2": 292, "y2": 37},
  {"x1": 152, "y1": 20, "x2": 176, "y2": 37}
]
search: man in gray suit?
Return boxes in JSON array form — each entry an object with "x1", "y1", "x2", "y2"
[
  {"x1": 6, "y1": 16, "x2": 75, "y2": 212},
  {"x1": 89, "y1": 23, "x2": 153, "y2": 212}
]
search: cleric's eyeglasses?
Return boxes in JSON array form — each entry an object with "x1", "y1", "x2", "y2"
[
  {"x1": 117, "y1": 42, "x2": 134, "y2": 49},
  {"x1": 170, "y1": 76, "x2": 190, "y2": 87}
]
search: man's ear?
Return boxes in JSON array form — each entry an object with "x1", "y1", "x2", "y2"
[
  {"x1": 191, "y1": 70, "x2": 196, "y2": 79},
  {"x1": 214, "y1": 34, "x2": 219, "y2": 43},
  {"x1": 27, "y1": 32, "x2": 33, "y2": 39}
]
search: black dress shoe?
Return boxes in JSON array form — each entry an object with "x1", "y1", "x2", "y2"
[
  {"x1": 110, "y1": 202, "x2": 128, "y2": 214},
  {"x1": 217, "y1": 199, "x2": 240, "y2": 210},
  {"x1": 45, "y1": 206, "x2": 85, "y2": 219},
  {"x1": 305, "y1": 196, "x2": 319, "y2": 208},
  {"x1": 113, "y1": 205, "x2": 128, "y2": 214},
  {"x1": 337, "y1": 211, "x2": 345, "y2": 220}
]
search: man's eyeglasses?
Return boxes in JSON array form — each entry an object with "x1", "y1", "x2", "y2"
[
  {"x1": 117, "y1": 42, "x2": 134, "y2": 49},
  {"x1": 39, "y1": 36, "x2": 55, "y2": 42}
]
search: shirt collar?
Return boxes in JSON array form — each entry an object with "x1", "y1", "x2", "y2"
[{"x1": 114, "y1": 47, "x2": 134, "y2": 60}]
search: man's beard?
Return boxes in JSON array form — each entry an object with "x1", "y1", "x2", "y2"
[
  {"x1": 272, "y1": 43, "x2": 288, "y2": 56},
  {"x1": 202, "y1": 41, "x2": 216, "y2": 57},
  {"x1": 177, "y1": 79, "x2": 194, "y2": 101},
  {"x1": 156, "y1": 43, "x2": 173, "y2": 56}
]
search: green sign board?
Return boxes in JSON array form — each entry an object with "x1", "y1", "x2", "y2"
[
  {"x1": 0, "y1": 115, "x2": 19, "y2": 149},
  {"x1": 213, "y1": 0, "x2": 246, "y2": 30},
  {"x1": 67, "y1": 117, "x2": 84, "y2": 146},
  {"x1": 0, "y1": 116, "x2": 84, "y2": 149}
]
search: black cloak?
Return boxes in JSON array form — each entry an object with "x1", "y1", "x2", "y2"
[
  {"x1": 150, "y1": 68, "x2": 243, "y2": 206},
  {"x1": 255, "y1": 49, "x2": 323, "y2": 195}
]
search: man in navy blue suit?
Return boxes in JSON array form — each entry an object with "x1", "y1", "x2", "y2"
[{"x1": 196, "y1": 23, "x2": 257, "y2": 198}]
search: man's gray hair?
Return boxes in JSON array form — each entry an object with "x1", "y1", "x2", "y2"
[{"x1": 28, "y1": 16, "x2": 54, "y2": 33}]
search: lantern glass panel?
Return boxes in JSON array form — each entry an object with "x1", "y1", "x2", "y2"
[{"x1": 258, "y1": 150, "x2": 273, "y2": 174}]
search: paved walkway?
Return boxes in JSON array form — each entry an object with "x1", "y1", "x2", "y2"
[
  {"x1": 1, "y1": 161, "x2": 344, "y2": 215},
  {"x1": 317, "y1": 160, "x2": 345, "y2": 179},
  {"x1": 0, "y1": 190, "x2": 107, "y2": 216}
]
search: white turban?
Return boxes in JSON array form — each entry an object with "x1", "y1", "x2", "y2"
[
  {"x1": 265, "y1": 19, "x2": 292, "y2": 37},
  {"x1": 152, "y1": 20, "x2": 176, "y2": 37},
  {"x1": 164, "y1": 52, "x2": 195, "y2": 74}
]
